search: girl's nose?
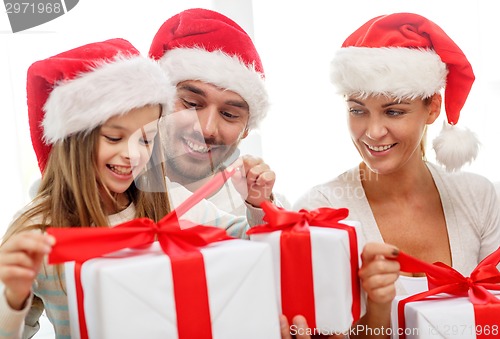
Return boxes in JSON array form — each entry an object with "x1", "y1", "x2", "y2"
[{"x1": 124, "y1": 144, "x2": 140, "y2": 167}]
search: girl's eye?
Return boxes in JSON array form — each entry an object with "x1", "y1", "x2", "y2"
[
  {"x1": 104, "y1": 135, "x2": 121, "y2": 142},
  {"x1": 140, "y1": 138, "x2": 154, "y2": 146}
]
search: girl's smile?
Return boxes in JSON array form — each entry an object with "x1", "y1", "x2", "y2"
[{"x1": 97, "y1": 105, "x2": 161, "y2": 199}]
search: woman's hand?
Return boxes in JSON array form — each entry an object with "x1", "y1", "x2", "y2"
[
  {"x1": 0, "y1": 231, "x2": 55, "y2": 310},
  {"x1": 278, "y1": 242, "x2": 400, "y2": 339},
  {"x1": 358, "y1": 242, "x2": 400, "y2": 306},
  {"x1": 354, "y1": 242, "x2": 400, "y2": 338}
]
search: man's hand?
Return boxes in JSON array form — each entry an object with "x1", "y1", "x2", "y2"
[{"x1": 228, "y1": 155, "x2": 276, "y2": 208}]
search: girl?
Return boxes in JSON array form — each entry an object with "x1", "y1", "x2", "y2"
[
  {"x1": 287, "y1": 13, "x2": 500, "y2": 339},
  {"x1": 0, "y1": 38, "x2": 259, "y2": 338}
]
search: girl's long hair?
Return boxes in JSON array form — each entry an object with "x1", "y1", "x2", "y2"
[{"x1": 2, "y1": 122, "x2": 171, "y2": 242}]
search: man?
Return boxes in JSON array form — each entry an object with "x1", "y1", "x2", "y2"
[{"x1": 149, "y1": 8, "x2": 289, "y2": 215}]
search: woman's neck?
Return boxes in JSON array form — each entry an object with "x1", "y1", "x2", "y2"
[{"x1": 359, "y1": 159, "x2": 433, "y2": 200}]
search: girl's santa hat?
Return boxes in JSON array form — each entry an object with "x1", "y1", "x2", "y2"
[
  {"x1": 27, "y1": 38, "x2": 175, "y2": 173},
  {"x1": 330, "y1": 12, "x2": 479, "y2": 171},
  {"x1": 149, "y1": 8, "x2": 268, "y2": 130}
]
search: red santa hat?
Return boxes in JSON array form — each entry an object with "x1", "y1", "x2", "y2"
[
  {"x1": 330, "y1": 12, "x2": 479, "y2": 171},
  {"x1": 149, "y1": 8, "x2": 268, "y2": 130},
  {"x1": 27, "y1": 38, "x2": 175, "y2": 173}
]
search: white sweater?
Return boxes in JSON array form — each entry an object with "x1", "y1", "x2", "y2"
[{"x1": 294, "y1": 162, "x2": 500, "y2": 294}]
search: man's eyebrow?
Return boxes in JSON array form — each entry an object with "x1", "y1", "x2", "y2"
[
  {"x1": 225, "y1": 100, "x2": 249, "y2": 110},
  {"x1": 178, "y1": 84, "x2": 205, "y2": 96},
  {"x1": 179, "y1": 84, "x2": 249, "y2": 110}
]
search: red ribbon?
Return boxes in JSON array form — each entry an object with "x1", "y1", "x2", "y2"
[
  {"x1": 396, "y1": 247, "x2": 500, "y2": 339},
  {"x1": 47, "y1": 168, "x2": 236, "y2": 339},
  {"x1": 247, "y1": 202, "x2": 361, "y2": 329}
]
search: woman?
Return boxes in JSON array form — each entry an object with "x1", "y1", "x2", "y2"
[{"x1": 287, "y1": 12, "x2": 500, "y2": 339}]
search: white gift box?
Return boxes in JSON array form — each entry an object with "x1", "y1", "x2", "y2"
[
  {"x1": 391, "y1": 293, "x2": 500, "y2": 339},
  {"x1": 249, "y1": 220, "x2": 364, "y2": 334},
  {"x1": 65, "y1": 239, "x2": 280, "y2": 339}
]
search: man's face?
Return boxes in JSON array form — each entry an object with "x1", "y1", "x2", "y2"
[{"x1": 162, "y1": 80, "x2": 249, "y2": 183}]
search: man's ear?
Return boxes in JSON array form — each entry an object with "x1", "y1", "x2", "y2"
[
  {"x1": 241, "y1": 129, "x2": 249, "y2": 139},
  {"x1": 426, "y1": 93, "x2": 442, "y2": 124}
]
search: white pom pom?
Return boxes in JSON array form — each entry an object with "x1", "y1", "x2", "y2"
[{"x1": 432, "y1": 121, "x2": 480, "y2": 172}]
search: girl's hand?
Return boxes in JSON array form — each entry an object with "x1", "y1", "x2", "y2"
[{"x1": 0, "y1": 231, "x2": 55, "y2": 310}]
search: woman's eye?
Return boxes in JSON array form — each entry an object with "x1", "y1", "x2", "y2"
[
  {"x1": 348, "y1": 108, "x2": 364, "y2": 115},
  {"x1": 386, "y1": 110, "x2": 404, "y2": 117}
]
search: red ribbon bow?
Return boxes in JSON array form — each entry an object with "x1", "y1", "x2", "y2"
[
  {"x1": 248, "y1": 203, "x2": 350, "y2": 233},
  {"x1": 248, "y1": 202, "x2": 361, "y2": 329},
  {"x1": 397, "y1": 247, "x2": 500, "y2": 339},
  {"x1": 47, "y1": 168, "x2": 236, "y2": 339},
  {"x1": 48, "y1": 214, "x2": 230, "y2": 264}
]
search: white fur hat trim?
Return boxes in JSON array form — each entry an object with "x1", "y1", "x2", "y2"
[
  {"x1": 43, "y1": 56, "x2": 174, "y2": 144},
  {"x1": 330, "y1": 47, "x2": 447, "y2": 99},
  {"x1": 158, "y1": 47, "x2": 268, "y2": 130}
]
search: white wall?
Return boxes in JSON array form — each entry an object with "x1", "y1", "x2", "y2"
[{"x1": 1, "y1": 0, "x2": 499, "y2": 237}]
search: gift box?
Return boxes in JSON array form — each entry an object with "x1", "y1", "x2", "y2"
[
  {"x1": 247, "y1": 202, "x2": 365, "y2": 334},
  {"x1": 390, "y1": 249, "x2": 500, "y2": 339},
  {"x1": 63, "y1": 239, "x2": 280, "y2": 339},
  {"x1": 47, "y1": 169, "x2": 281, "y2": 339},
  {"x1": 391, "y1": 293, "x2": 500, "y2": 339}
]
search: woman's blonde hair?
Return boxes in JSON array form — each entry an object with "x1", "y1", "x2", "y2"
[{"x1": 420, "y1": 96, "x2": 435, "y2": 161}]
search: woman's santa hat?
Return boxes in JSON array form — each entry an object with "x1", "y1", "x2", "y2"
[
  {"x1": 330, "y1": 12, "x2": 479, "y2": 171},
  {"x1": 149, "y1": 8, "x2": 268, "y2": 130},
  {"x1": 27, "y1": 38, "x2": 175, "y2": 173}
]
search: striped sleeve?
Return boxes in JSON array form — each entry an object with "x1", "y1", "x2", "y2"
[{"x1": 0, "y1": 284, "x2": 33, "y2": 339}]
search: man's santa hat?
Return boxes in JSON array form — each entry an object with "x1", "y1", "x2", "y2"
[
  {"x1": 330, "y1": 12, "x2": 479, "y2": 171},
  {"x1": 149, "y1": 8, "x2": 268, "y2": 130},
  {"x1": 27, "y1": 38, "x2": 175, "y2": 173}
]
